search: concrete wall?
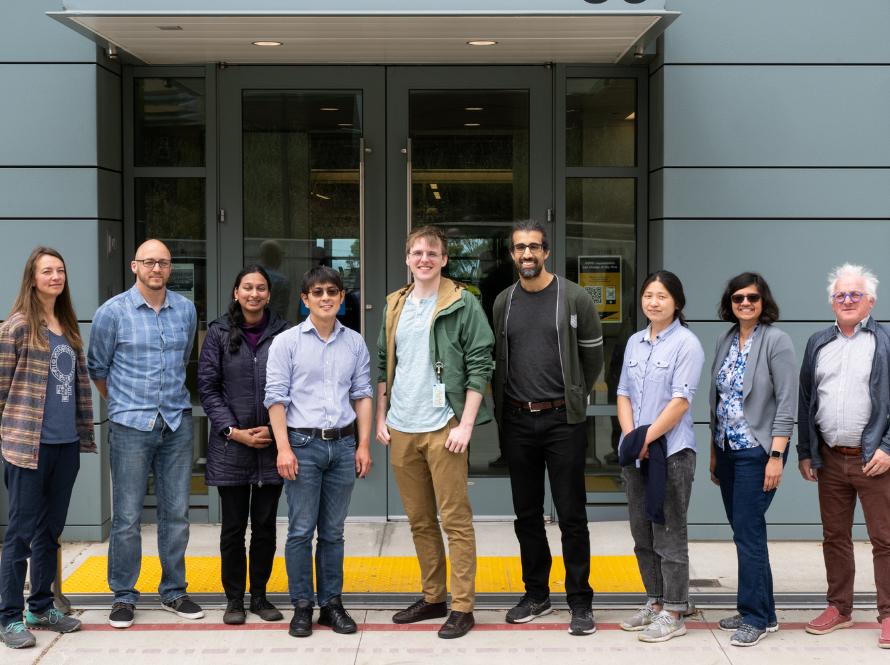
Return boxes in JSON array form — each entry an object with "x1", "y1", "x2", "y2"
[
  {"x1": 0, "y1": 0, "x2": 123, "y2": 541},
  {"x1": 652, "y1": 0, "x2": 890, "y2": 538}
]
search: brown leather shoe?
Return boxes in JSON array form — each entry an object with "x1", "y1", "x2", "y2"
[
  {"x1": 438, "y1": 611, "x2": 474, "y2": 639},
  {"x1": 392, "y1": 598, "x2": 448, "y2": 624}
]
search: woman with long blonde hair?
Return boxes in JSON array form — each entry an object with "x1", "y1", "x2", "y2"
[{"x1": 0, "y1": 247, "x2": 95, "y2": 649}]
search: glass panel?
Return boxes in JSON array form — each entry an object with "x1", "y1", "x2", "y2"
[
  {"x1": 242, "y1": 91, "x2": 362, "y2": 331},
  {"x1": 566, "y1": 178, "x2": 636, "y2": 417},
  {"x1": 584, "y1": 416, "x2": 625, "y2": 491},
  {"x1": 409, "y1": 89, "x2": 529, "y2": 477},
  {"x1": 566, "y1": 78, "x2": 636, "y2": 167},
  {"x1": 134, "y1": 78, "x2": 205, "y2": 167},
  {"x1": 134, "y1": 177, "x2": 208, "y2": 495}
]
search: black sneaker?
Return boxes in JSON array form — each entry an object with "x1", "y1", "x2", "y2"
[
  {"x1": 108, "y1": 602, "x2": 135, "y2": 629},
  {"x1": 289, "y1": 600, "x2": 313, "y2": 638},
  {"x1": 318, "y1": 597, "x2": 357, "y2": 634},
  {"x1": 568, "y1": 607, "x2": 597, "y2": 636},
  {"x1": 223, "y1": 599, "x2": 246, "y2": 625},
  {"x1": 506, "y1": 596, "x2": 553, "y2": 624},
  {"x1": 392, "y1": 598, "x2": 448, "y2": 624},
  {"x1": 438, "y1": 611, "x2": 475, "y2": 639},
  {"x1": 249, "y1": 596, "x2": 283, "y2": 622},
  {"x1": 161, "y1": 595, "x2": 205, "y2": 620}
]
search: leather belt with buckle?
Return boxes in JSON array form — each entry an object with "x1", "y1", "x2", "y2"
[
  {"x1": 830, "y1": 444, "x2": 861, "y2": 457},
  {"x1": 509, "y1": 398, "x2": 566, "y2": 413},
  {"x1": 289, "y1": 422, "x2": 356, "y2": 441}
]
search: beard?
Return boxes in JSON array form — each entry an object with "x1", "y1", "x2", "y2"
[{"x1": 517, "y1": 259, "x2": 543, "y2": 279}]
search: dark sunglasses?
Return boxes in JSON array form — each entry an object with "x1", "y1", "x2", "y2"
[
  {"x1": 307, "y1": 286, "x2": 342, "y2": 298},
  {"x1": 731, "y1": 293, "x2": 761, "y2": 304}
]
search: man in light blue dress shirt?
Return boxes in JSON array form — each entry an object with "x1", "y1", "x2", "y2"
[
  {"x1": 266, "y1": 265, "x2": 373, "y2": 639},
  {"x1": 88, "y1": 239, "x2": 201, "y2": 629}
]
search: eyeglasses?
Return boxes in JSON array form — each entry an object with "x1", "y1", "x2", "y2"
[
  {"x1": 307, "y1": 286, "x2": 342, "y2": 298},
  {"x1": 408, "y1": 250, "x2": 442, "y2": 260},
  {"x1": 731, "y1": 293, "x2": 761, "y2": 304},
  {"x1": 511, "y1": 243, "x2": 545, "y2": 254},
  {"x1": 832, "y1": 291, "x2": 865, "y2": 304},
  {"x1": 134, "y1": 258, "x2": 172, "y2": 269}
]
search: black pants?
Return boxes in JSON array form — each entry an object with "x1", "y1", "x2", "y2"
[
  {"x1": 503, "y1": 405, "x2": 592, "y2": 609},
  {"x1": 218, "y1": 483, "x2": 283, "y2": 601},
  {"x1": 0, "y1": 442, "x2": 80, "y2": 625}
]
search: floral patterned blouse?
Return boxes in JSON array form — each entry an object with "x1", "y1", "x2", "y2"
[{"x1": 714, "y1": 326, "x2": 760, "y2": 450}]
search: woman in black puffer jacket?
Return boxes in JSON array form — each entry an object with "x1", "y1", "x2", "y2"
[{"x1": 198, "y1": 265, "x2": 292, "y2": 625}]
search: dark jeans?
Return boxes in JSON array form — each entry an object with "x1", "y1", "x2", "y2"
[
  {"x1": 715, "y1": 445, "x2": 781, "y2": 630},
  {"x1": 503, "y1": 405, "x2": 592, "y2": 609},
  {"x1": 0, "y1": 442, "x2": 80, "y2": 626},
  {"x1": 818, "y1": 444, "x2": 890, "y2": 619},
  {"x1": 623, "y1": 447, "x2": 695, "y2": 612},
  {"x1": 218, "y1": 483, "x2": 283, "y2": 601}
]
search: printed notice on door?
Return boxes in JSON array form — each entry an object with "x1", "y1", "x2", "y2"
[{"x1": 578, "y1": 256, "x2": 621, "y2": 323}]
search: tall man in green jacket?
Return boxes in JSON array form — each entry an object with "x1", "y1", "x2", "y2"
[
  {"x1": 492, "y1": 220, "x2": 604, "y2": 636},
  {"x1": 375, "y1": 225, "x2": 494, "y2": 640}
]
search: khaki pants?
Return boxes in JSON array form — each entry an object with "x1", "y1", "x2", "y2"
[{"x1": 389, "y1": 419, "x2": 476, "y2": 612}]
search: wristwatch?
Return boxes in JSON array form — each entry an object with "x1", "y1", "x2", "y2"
[
  {"x1": 769, "y1": 449, "x2": 783, "y2": 459},
  {"x1": 223, "y1": 426, "x2": 234, "y2": 439}
]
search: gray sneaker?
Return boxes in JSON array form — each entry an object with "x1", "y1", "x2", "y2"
[
  {"x1": 730, "y1": 623, "x2": 767, "y2": 647},
  {"x1": 639, "y1": 610, "x2": 687, "y2": 643},
  {"x1": 620, "y1": 603, "x2": 658, "y2": 631},
  {"x1": 25, "y1": 608, "x2": 82, "y2": 633},
  {"x1": 0, "y1": 621, "x2": 37, "y2": 649},
  {"x1": 505, "y1": 596, "x2": 553, "y2": 624},
  {"x1": 718, "y1": 613, "x2": 779, "y2": 633}
]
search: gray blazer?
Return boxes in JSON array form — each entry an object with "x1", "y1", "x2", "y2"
[{"x1": 709, "y1": 324, "x2": 798, "y2": 453}]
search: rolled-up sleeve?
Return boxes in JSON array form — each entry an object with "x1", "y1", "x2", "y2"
[
  {"x1": 616, "y1": 355, "x2": 632, "y2": 398},
  {"x1": 350, "y1": 340, "x2": 373, "y2": 401},
  {"x1": 87, "y1": 305, "x2": 115, "y2": 380},
  {"x1": 263, "y1": 334, "x2": 292, "y2": 409},
  {"x1": 670, "y1": 337, "x2": 705, "y2": 402}
]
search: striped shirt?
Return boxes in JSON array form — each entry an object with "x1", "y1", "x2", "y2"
[
  {"x1": 264, "y1": 318, "x2": 372, "y2": 429},
  {"x1": 88, "y1": 284, "x2": 197, "y2": 432},
  {"x1": 0, "y1": 312, "x2": 95, "y2": 469}
]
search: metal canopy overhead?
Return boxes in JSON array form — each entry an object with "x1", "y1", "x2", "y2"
[{"x1": 49, "y1": 0, "x2": 679, "y2": 65}]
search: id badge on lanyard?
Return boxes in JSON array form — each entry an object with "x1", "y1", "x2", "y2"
[{"x1": 432, "y1": 360, "x2": 446, "y2": 408}]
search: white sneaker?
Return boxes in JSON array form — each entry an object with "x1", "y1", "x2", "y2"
[
  {"x1": 620, "y1": 603, "x2": 658, "y2": 631},
  {"x1": 639, "y1": 610, "x2": 687, "y2": 643}
]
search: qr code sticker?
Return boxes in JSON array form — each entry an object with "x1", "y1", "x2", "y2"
[{"x1": 585, "y1": 286, "x2": 603, "y2": 305}]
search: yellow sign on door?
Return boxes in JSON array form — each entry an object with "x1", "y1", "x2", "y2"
[{"x1": 578, "y1": 255, "x2": 621, "y2": 323}]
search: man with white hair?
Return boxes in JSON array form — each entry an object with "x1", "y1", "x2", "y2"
[{"x1": 797, "y1": 263, "x2": 890, "y2": 647}]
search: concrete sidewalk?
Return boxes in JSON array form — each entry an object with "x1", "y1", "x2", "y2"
[{"x1": 5, "y1": 520, "x2": 886, "y2": 663}]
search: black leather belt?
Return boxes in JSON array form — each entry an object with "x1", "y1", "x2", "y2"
[
  {"x1": 509, "y1": 398, "x2": 566, "y2": 413},
  {"x1": 288, "y1": 422, "x2": 355, "y2": 441}
]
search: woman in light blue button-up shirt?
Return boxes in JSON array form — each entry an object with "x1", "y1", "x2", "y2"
[
  {"x1": 615, "y1": 270, "x2": 705, "y2": 643},
  {"x1": 708, "y1": 273, "x2": 796, "y2": 647}
]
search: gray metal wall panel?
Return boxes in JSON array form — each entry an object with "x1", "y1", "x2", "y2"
[
  {"x1": 98, "y1": 169, "x2": 123, "y2": 220},
  {"x1": 0, "y1": 0, "x2": 98, "y2": 62},
  {"x1": 97, "y1": 66, "x2": 122, "y2": 172},
  {"x1": 648, "y1": 67, "x2": 664, "y2": 170},
  {"x1": 688, "y1": 321, "x2": 825, "y2": 425},
  {"x1": 658, "y1": 218, "x2": 890, "y2": 321},
  {"x1": 0, "y1": 220, "x2": 101, "y2": 317},
  {"x1": 662, "y1": 0, "x2": 890, "y2": 64},
  {"x1": 659, "y1": 168, "x2": 890, "y2": 219},
  {"x1": 0, "y1": 169, "x2": 102, "y2": 219},
  {"x1": 0, "y1": 65, "x2": 98, "y2": 166},
  {"x1": 662, "y1": 66, "x2": 890, "y2": 167}
]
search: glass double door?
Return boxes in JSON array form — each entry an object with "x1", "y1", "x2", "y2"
[{"x1": 218, "y1": 66, "x2": 552, "y2": 518}]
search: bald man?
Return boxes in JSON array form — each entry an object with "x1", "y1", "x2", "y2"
[{"x1": 88, "y1": 239, "x2": 202, "y2": 628}]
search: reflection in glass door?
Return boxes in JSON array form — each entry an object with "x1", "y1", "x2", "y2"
[{"x1": 387, "y1": 68, "x2": 552, "y2": 516}]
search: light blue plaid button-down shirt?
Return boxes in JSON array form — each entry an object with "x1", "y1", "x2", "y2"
[{"x1": 88, "y1": 284, "x2": 197, "y2": 432}]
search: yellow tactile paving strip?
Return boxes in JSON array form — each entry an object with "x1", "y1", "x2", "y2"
[{"x1": 64, "y1": 555, "x2": 644, "y2": 594}]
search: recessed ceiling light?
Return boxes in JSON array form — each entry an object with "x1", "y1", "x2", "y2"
[
  {"x1": 464, "y1": 107, "x2": 484, "y2": 111},
  {"x1": 467, "y1": 40, "x2": 497, "y2": 47},
  {"x1": 464, "y1": 122, "x2": 480, "y2": 127},
  {"x1": 320, "y1": 107, "x2": 340, "y2": 112},
  {"x1": 625, "y1": 111, "x2": 636, "y2": 120},
  {"x1": 252, "y1": 40, "x2": 282, "y2": 47},
  {"x1": 429, "y1": 183, "x2": 438, "y2": 191},
  {"x1": 338, "y1": 123, "x2": 353, "y2": 127},
  {"x1": 433, "y1": 191, "x2": 442, "y2": 200}
]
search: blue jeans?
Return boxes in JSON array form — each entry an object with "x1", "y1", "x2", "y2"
[
  {"x1": 283, "y1": 431, "x2": 356, "y2": 607},
  {"x1": 0, "y1": 442, "x2": 80, "y2": 626},
  {"x1": 108, "y1": 416, "x2": 193, "y2": 604},
  {"x1": 715, "y1": 445, "x2": 783, "y2": 630}
]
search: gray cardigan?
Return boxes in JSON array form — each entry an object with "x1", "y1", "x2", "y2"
[{"x1": 709, "y1": 324, "x2": 798, "y2": 453}]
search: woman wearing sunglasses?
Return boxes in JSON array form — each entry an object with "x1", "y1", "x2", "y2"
[
  {"x1": 616, "y1": 271, "x2": 704, "y2": 643},
  {"x1": 708, "y1": 272, "x2": 797, "y2": 647},
  {"x1": 198, "y1": 265, "x2": 292, "y2": 625}
]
